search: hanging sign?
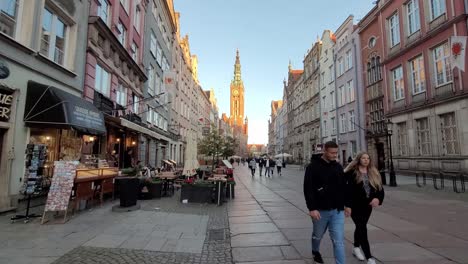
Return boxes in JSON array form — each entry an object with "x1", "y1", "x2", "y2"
[
  {"x1": 451, "y1": 36, "x2": 467, "y2": 72},
  {"x1": 0, "y1": 88, "x2": 13, "y2": 122},
  {"x1": 0, "y1": 59, "x2": 10, "y2": 79}
]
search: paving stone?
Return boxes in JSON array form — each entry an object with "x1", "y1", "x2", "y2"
[
  {"x1": 231, "y1": 232, "x2": 289, "y2": 247},
  {"x1": 83, "y1": 234, "x2": 128, "y2": 248},
  {"x1": 280, "y1": 245, "x2": 301, "y2": 260},
  {"x1": 228, "y1": 210, "x2": 266, "y2": 217},
  {"x1": 229, "y1": 215, "x2": 271, "y2": 224},
  {"x1": 230, "y1": 222, "x2": 279, "y2": 235},
  {"x1": 232, "y1": 246, "x2": 284, "y2": 262}
]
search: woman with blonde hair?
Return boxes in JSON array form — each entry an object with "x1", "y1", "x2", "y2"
[{"x1": 344, "y1": 152, "x2": 384, "y2": 264}]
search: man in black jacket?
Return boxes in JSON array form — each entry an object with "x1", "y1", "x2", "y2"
[{"x1": 303, "y1": 141, "x2": 351, "y2": 264}]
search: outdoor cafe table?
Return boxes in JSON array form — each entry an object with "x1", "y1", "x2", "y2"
[
  {"x1": 207, "y1": 176, "x2": 227, "y2": 206},
  {"x1": 155, "y1": 172, "x2": 179, "y2": 196}
]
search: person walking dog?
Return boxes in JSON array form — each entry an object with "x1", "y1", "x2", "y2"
[{"x1": 344, "y1": 152, "x2": 384, "y2": 264}]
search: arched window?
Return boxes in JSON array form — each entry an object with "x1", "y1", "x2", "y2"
[
  {"x1": 367, "y1": 62, "x2": 372, "y2": 85},
  {"x1": 371, "y1": 57, "x2": 376, "y2": 84},
  {"x1": 376, "y1": 56, "x2": 382, "y2": 81}
]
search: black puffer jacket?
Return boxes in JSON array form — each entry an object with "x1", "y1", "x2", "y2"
[
  {"x1": 303, "y1": 156, "x2": 351, "y2": 211},
  {"x1": 345, "y1": 170, "x2": 384, "y2": 209}
]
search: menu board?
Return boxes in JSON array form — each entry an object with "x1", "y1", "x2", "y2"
[{"x1": 44, "y1": 161, "x2": 78, "y2": 212}]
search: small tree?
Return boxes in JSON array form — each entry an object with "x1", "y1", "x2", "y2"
[
  {"x1": 222, "y1": 136, "x2": 238, "y2": 159},
  {"x1": 198, "y1": 128, "x2": 239, "y2": 169}
]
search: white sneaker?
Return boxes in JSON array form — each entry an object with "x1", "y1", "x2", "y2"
[
  {"x1": 353, "y1": 247, "x2": 365, "y2": 261},
  {"x1": 367, "y1": 258, "x2": 376, "y2": 264}
]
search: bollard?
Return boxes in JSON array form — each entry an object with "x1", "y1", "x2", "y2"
[
  {"x1": 433, "y1": 172, "x2": 445, "y2": 190},
  {"x1": 453, "y1": 174, "x2": 466, "y2": 193}
]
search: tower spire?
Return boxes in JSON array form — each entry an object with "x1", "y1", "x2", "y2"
[{"x1": 233, "y1": 49, "x2": 242, "y2": 85}]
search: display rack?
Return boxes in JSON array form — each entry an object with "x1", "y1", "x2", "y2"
[{"x1": 11, "y1": 144, "x2": 48, "y2": 223}]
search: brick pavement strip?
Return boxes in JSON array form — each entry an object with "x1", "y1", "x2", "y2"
[{"x1": 51, "y1": 195, "x2": 234, "y2": 264}]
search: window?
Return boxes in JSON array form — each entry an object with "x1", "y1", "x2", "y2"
[
  {"x1": 134, "y1": 4, "x2": 141, "y2": 32},
  {"x1": 116, "y1": 83, "x2": 127, "y2": 106},
  {"x1": 95, "y1": 64, "x2": 110, "y2": 96},
  {"x1": 388, "y1": 13, "x2": 400, "y2": 47},
  {"x1": 440, "y1": 112, "x2": 459, "y2": 155},
  {"x1": 330, "y1": 91, "x2": 335, "y2": 109},
  {"x1": 320, "y1": 72, "x2": 325, "y2": 88},
  {"x1": 322, "y1": 95, "x2": 327, "y2": 110},
  {"x1": 338, "y1": 85, "x2": 344, "y2": 106},
  {"x1": 416, "y1": 118, "x2": 431, "y2": 155},
  {"x1": 0, "y1": 0, "x2": 19, "y2": 37},
  {"x1": 150, "y1": 32, "x2": 157, "y2": 57},
  {"x1": 40, "y1": 8, "x2": 67, "y2": 65},
  {"x1": 97, "y1": 0, "x2": 110, "y2": 25},
  {"x1": 156, "y1": 42, "x2": 162, "y2": 66},
  {"x1": 120, "y1": 0, "x2": 129, "y2": 12},
  {"x1": 349, "y1": 110, "x2": 356, "y2": 131},
  {"x1": 153, "y1": 112, "x2": 159, "y2": 126},
  {"x1": 146, "y1": 106, "x2": 152, "y2": 123},
  {"x1": 117, "y1": 20, "x2": 126, "y2": 45},
  {"x1": 151, "y1": 0, "x2": 157, "y2": 18},
  {"x1": 430, "y1": 0, "x2": 446, "y2": 20},
  {"x1": 407, "y1": 0, "x2": 420, "y2": 35},
  {"x1": 409, "y1": 55, "x2": 425, "y2": 94},
  {"x1": 392, "y1": 66, "x2": 405, "y2": 101},
  {"x1": 338, "y1": 58, "x2": 344, "y2": 76},
  {"x1": 433, "y1": 42, "x2": 452, "y2": 86},
  {"x1": 345, "y1": 50, "x2": 353, "y2": 70},
  {"x1": 369, "y1": 37, "x2": 376, "y2": 48},
  {"x1": 347, "y1": 80, "x2": 355, "y2": 102},
  {"x1": 340, "y1": 113, "x2": 347, "y2": 133},
  {"x1": 397, "y1": 122, "x2": 408, "y2": 156},
  {"x1": 331, "y1": 117, "x2": 336, "y2": 134},
  {"x1": 147, "y1": 65, "x2": 154, "y2": 95},
  {"x1": 131, "y1": 42, "x2": 138, "y2": 62},
  {"x1": 164, "y1": 119, "x2": 168, "y2": 131},
  {"x1": 329, "y1": 65, "x2": 334, "y2": 82},
  {"x1": 162, "y1": 56, "x2": 169, "y2": 71},
  {"x1": 133, "y1": 93, "x2": 139, "y2": 114}
]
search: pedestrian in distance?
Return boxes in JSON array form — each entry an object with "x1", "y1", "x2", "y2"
[
  {"x1": 249, "y1": 159, "x2": 257, "y2": 177},
  {"x1": 269, "y1": 158, "x2": 276, "y2": 177},
  {"x1": 276, "y1": 158, "x2": 282, "y2": 176},
  {"x1": 344, "y1": 152, "x2": 384, "y2": 264},
  {"x1": 259, "y1": 157, "x2": 264, "y2": 176},
  {"x1": 303, "y1": 141, "x2": 351, "y2": 264},
  {"x1": 265, "y1": 157, "x2": 270, "y2": 177}
]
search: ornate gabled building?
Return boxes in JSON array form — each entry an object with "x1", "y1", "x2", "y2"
[
  {"x1": 268, "y1": 100, "x2": 283, "y2": 155},
  {"x1": 223, "y1": 50, "x2": 248, "y2": 157}
]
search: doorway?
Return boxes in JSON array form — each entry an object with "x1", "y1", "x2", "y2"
[{"x1": 376, "y1": 142, "x2": 385, "y2": 171}]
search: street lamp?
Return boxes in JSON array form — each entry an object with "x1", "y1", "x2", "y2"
[{"x1": 386, "y1": 120, "x2": 397, "y2": 187}]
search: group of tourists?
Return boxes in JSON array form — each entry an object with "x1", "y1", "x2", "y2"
[
  {"x1": 303, "y1": 141, "x2": 385, "y2": 264},
  {"x1": 248, "y1": 156, "x2": 283, "y2": 177}
]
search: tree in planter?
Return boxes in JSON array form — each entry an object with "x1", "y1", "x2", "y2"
[{"x1": 198, "y1": 128, "x2": 238, "y2": 170}]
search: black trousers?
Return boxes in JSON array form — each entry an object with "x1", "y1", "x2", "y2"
[
  {"x1": 250, "y1": 168, "x2": 256, "y2": 176},
  {"x1": 351, "y1": 206, "x2": 373, "y2": 259}
]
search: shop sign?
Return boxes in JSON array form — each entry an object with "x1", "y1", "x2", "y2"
[
  {"x1": 0, "y1": 89, "x2": 13, "y2": 122},
  {"x1": 0, "y1": 59, "x2": 10, "y2": 79}
]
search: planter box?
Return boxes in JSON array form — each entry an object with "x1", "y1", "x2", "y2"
[
  {"x1": 117, "y1": 177, "x2": 139, "y2": 207},
  {"x1": 180, "y1": 184, "x2": 215, "y2": 203},
  {"x1": 140, "y1": 182, "x2": 162, "y2": 200}
]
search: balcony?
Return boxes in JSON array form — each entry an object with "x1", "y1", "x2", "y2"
[{"x1": 93, "y1": 90, "x2": 114, "y2": 115}]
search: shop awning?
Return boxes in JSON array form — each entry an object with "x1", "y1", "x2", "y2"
[
  {"x1": 168, "y1": 159, "x2": 177, "y2": 165},
  {"x1": 162, "y1": 160, "x2": 173, "y2": 166},
  {"x1": 24, "y1": 81, "x2": 106, "y2": 135},
  {"x1": 120, "y1": 118, "x2": 171, "y2": 142}
]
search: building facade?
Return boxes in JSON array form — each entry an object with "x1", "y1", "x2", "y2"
[
  {"x1": 379, "y1": 0, "x2": 468, "y2": 173},
  {"x1": 268, "y1": 100, "x2": 282, "y2": 155},
  {"x1": 358, "y1": 4, "x2": 389, "y2": 173},
  {"x1": 320, "y1": 30, "x2": 337, "y2": 145},
  {"x1": 0, "y1": 0, "x2": 91, "y2": 211},
  {"x1": 334, "y1": 16, "x2": 366, "y2": 163},
  {"x1": 285, "y1": 64, "x2": 304, "y2": 163},
  {"x1": 303, "y1": 40, "x2": 322, "y2": 162}
]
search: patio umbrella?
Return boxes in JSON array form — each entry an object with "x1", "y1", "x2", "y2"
[
  {"x1": 229, "y1": 155, "x2": 242, "y2": 159},
  {"x1": 274, "y1": 153, "x2": 292, "y2": 158},
  {"x1": 183, "y1": 131, "x2": 199, "y2": 176}
]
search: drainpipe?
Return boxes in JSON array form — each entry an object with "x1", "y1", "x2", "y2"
[{"x1": 352, "y1": 37, "x2": 363, "y2": 152}]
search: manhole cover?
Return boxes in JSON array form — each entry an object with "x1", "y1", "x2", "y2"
[{"x1": 208, "y1": 229, "x2": 225, "y2": 241}]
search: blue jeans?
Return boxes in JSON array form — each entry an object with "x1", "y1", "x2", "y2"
[{"x1": 311, "y1": 209, "x2": 345, "y2": 264}]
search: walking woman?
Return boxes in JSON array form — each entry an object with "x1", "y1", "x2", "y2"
[
  {"x1": 249, "y1": 159, "x2": 257, "y2": 177},
  {"x1": 344, "y1": 152, "x2": 384, "y2": 264}
]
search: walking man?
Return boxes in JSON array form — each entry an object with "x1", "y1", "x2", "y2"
[
  {"x1": 249, "y1": 159, "x2": 257, "y2": 177},
  {"x1": 259, "y1": 157, "x2": 264, "y2": 177},
  {"x1": 303, "y1": 141, "x2": 351, "y2": 264},
  {"x1": 276, "y1": 158, "x2": 282, "y2": 176},
  {"x1": 269, "y1": 157, "x2": 276, "y2": 177}
]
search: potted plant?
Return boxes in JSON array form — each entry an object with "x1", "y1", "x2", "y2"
[
  {"x1": 116, "y1": 168, "x2": 139, "y2": 207},
  {"x1": 140, "y1": 178, "x2": 163, "y2": 199},
  {"x1": 180, "y1": 179, "x2": 215, "y2": 203}
]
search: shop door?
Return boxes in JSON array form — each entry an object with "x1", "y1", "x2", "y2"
[{"x1": 376, "y1": 142, "x2": 385, "y2": 171}]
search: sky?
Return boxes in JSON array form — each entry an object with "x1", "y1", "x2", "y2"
[{"x1": 173, "y1": 0, "x2": 376, "y2": 145}]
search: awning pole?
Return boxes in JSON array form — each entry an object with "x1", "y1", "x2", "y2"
[{"x1": 24, "y1": 85, "x2": 52, "y2": 120}]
